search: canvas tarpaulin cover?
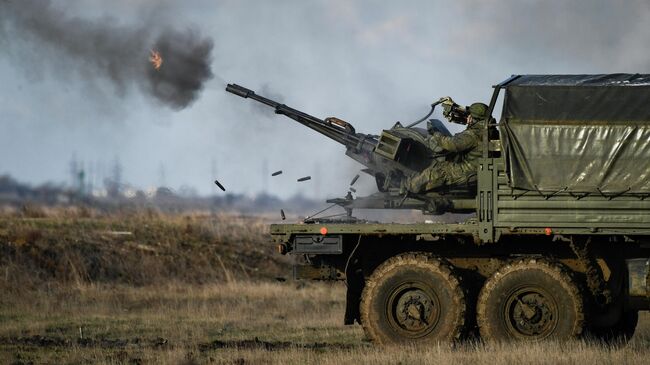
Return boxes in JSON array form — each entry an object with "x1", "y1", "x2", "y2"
[{"x1": 499, "y1": 74, "x2": 650, "y2": 193}]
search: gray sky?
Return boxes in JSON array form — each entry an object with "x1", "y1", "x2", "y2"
[{"x1": 0, "y1": 0, "x2": 648, "y2": 199}]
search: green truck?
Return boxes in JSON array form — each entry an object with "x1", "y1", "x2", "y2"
[{"x1": 226, "y1": 74, "x2": 650, "y2": 344}]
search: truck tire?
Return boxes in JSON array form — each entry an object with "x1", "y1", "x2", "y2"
[
  {"x1": 360, "y1": 253, "x2": 466, "y2": 344},
  {"x1": 587, "y1": 310, "x2": 638, "y2": 344},
  {"x1": 477, "y1": 258, "x2": 585, "y2": 341}
]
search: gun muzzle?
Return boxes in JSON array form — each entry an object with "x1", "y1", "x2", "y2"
[{"x1": 226, "y1": 83, "x2": 254, "y2": 98}]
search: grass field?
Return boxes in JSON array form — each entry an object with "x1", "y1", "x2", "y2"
[
  {"x1": 1, "y1": 282, "x2": 649, "y2": 364},
  {"x1": 1, "y1": 212, "x2": 649, "y2": 364}
]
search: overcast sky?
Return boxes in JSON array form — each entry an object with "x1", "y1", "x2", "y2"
[{"x1": 0, "y1": 0, "x2": 648, "y2": 199}]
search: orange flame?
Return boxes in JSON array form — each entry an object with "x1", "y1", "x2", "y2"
[{"x1": 149, "y1": 50, "x2": 163, "y2": 70}]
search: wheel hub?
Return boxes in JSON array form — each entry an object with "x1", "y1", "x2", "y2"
[
  {"x1": 506, "y1": 289, "x2": 557, "y2": 338},
  {"x1": 396, "y1": 290, "x2": 432, "y2": 330},
  {"x1": 387, "y1": 285, "x2": 440, "y2": 337}
]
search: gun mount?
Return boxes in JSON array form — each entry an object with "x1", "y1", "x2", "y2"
[{"x1": 226, "y1": 83, "x2": 476, "y2": 215}]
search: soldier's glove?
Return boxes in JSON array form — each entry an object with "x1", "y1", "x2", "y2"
[
  {"x1": 440, "y1": 97, "x2": 469, "y2": 124},
  {"x1": 439, "y1": 96, "x2": 454, "y2": 111},
  {"x1": 427, "y1": 132, "x2": 444, "y2": 153}
]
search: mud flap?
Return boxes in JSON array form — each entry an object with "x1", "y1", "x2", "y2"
[{"x1": 344, "y1": 276, "x2": 364, "y2": 325}]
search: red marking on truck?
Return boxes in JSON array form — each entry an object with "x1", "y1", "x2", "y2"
[
  {"x1": 545, "y1": 227, "x2": 552, "y2": 236},
  {"x1": 320, "y1": 227, "x2": 328, "y2": 235}
]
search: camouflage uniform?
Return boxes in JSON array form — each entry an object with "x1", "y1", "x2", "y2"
[{"x1": 407, "y1": 103, "x2": 488, "y2": 193}]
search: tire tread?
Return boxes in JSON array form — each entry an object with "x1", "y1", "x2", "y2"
[
  {"x1": 360, "y1": 252, "x2": 466, "y2": 344},
  {"x1": 477, "y1": 257, "x2": 585, "y2": 341}
]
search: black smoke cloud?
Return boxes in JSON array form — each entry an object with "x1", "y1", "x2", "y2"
[
  {"x1": 0, "y1": 0, "x2": 213, "y2": 110},
  {"x1": 147, "y1": 29, "x2": 214, "y2": 109}
]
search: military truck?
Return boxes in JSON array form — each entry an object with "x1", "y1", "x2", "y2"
[{"x1": 226, "y1": 74, "x2": 650, "y2": 344}]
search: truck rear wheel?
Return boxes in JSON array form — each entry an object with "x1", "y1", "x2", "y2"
[
  {"x1": 477, "y1": 258, "x2": 585, "y2": 341},
  {"x1": 360, "y1": 253, "x2": 466, "y2": 344}
]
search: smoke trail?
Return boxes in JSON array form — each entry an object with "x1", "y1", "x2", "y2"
[{"x1": 0, "y1": 0, "x2": 213, "y2": 110}]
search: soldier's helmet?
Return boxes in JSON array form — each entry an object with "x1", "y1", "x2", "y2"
[{"x1": 468, "y1": 103, "x2": 489, "y2": 120}]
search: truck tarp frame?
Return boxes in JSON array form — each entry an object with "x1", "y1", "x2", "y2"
[{"x1": 499, "y1": 74, "x2": 650, "y2": 193}]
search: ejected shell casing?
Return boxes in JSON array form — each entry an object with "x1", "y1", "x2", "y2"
[
  {"x1": 297, "y1": 176, "x2": 311, "y2": 182},
  {"x1": 280, "y1": 209, "x2": 286, "y2": 220},
  {"x1": 350, "y1": 174, "x2": 360, "y2": 186},
  {"x1": 272, "y1": 170, "x2": 283, "y2": 176},
  {"x1": 214, "y1": 180, "x2": 226, "y2": 191}
]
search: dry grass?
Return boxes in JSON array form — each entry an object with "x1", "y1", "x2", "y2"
[
  {"x1": 0, "y1": 281, "x2": 649, "y2": 364},
  {"x1": 0, "y1": 212, "x2": 290, "y2": 288},
  {"x1": 1, "y1": 212, "x2": 649, "y2": 364}
]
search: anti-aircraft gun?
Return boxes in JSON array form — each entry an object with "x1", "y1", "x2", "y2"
[
  {"x1": 225, "y1": 83, "x2": 475, "y2": 215},
  {"x1": 226, "y1": 76, "x2": 650, "y2": 345}
]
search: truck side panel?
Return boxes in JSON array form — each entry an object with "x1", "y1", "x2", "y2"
[{"x1": 493, "y1": 159, "x2": 650, "y2": 232}]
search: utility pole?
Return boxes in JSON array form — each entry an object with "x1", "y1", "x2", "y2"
[
  {"x1": 106, "y1": 157, "x2": 122, "y2": 198},
  {"x1": 158, "y1": 162, "x2": 167, "y2": 187},
  {"x1": 69, "y1": 153, "x2": 79, "y2": 190}
]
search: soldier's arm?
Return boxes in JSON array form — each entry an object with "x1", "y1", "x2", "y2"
[{"x1": 428, "y1": 129, "x2": 478, "y2": 152}]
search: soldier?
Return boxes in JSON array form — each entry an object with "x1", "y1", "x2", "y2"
[{"x1": 405, "y1": 102, "x2": 489, "y2": 194}]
